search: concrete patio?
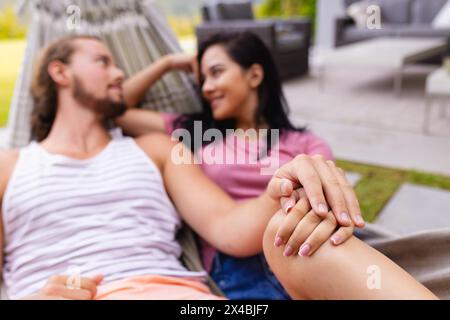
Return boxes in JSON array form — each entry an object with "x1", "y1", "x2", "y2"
[
  {"x1": 284, "y1": 63, "x2": 450, "y2": 176},
  {"x1": 377, "y1": 183, "x2": 450, "y2": 234}
]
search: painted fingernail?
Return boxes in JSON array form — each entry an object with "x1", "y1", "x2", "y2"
[
  {"x1": 281, "y1": 180, "x2": 291, "y2": 195},
  {"x1": 283, "y1": 245, "x2": 294, "y2": 257},
  {"x1": 274, "y1": 236, "x2": 283, "y2": 247},
  {"x1": 318, "y1": 203, "x2": 328, "y2": 214},
  {"x1": 340, "y1": 212, "x2": 351, "y2": 224},
  {"x1": 355, "y1": 214, "x2": 365, "y2": 226},
  {"x1": 283, "y1": 200, "x2": 294, "y2": 214},
  {"x1": 298, "y1": 243, "x2": 311, "y2": 257},
  {"x1": 331, "y1": 235, "x2": 342, "y2": 245}
]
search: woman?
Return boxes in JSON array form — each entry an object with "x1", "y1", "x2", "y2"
[{"x1": 116, "y1": 33, "x2": 373, "y2": 299}]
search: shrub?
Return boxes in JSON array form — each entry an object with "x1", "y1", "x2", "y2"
[
  {"x1": 167, "y1": 15, "x2": 200, "y2": 39},
  {"x1": 257, "y1": 0, "x2": 317, "y2": 35},
  {"x1": 0, "y1": 6, "x2": 27, "y2": 39}
]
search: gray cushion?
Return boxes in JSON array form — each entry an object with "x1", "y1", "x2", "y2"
[
  {"x1": 395, "y1": 24, "x2": 450, "y2": 37},
  {"x1": 369, "y1": 0, "x2": 413, "y2": 24},
  {"x1": 274, "y1": 23, "x2": 305, "y2": 52},
  {"x1": 344, "y1": 0, "x2": 361, "y2": 7},
  {"x1": 342, "y1": 24, "x2": 400, "y2": 43},
  {"x1": 217, "y1": 1, "x2": 254, "y2": 21},
  {"x1": 411, "y1": 0, "x2": 447, "y2": 24},
  {"x1": 275, "y1": 32, "x2": 305, "y2": 53},
  {"x1": 202, "y1": 4, "x2": 223, "y2": 22}
]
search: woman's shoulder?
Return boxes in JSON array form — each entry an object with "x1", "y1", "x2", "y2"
[
  {"x1": 280, "y1": 129, "x2": 334, "y2": 160},
  {"x1": 162, "y1": 112, "x2": 182, "y2": 134},
  {"x1": 0, "y1": 149, "x2": 20, "y2": 197}
]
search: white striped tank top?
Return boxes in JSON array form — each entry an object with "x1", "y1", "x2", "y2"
[{"x1": 2, "y1": 134, "x2": 206, "y2": 299}]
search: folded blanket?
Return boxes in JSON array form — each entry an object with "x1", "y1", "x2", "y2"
[{"x1": 357, "y1": 223, "x2": 450, "y2": 300}]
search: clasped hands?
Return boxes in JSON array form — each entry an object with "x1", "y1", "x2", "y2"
[{"x1": 267, "y1": 154, "x2": 365, "y2": 257}]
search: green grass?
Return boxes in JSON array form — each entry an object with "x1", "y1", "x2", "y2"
[
  {"x1": 167, "y1": 15, "x2": 199, "y2": 39},
  {"x1": 336, "y1": 160, "x2": 450, "y2": 222},
  {"x1": 0, "y1": 39, "x2": 26, "y2": 127}
]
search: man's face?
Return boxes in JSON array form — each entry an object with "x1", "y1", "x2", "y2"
[{"x1": 67, "y1": 39, "x2": 126, "y2": 119}]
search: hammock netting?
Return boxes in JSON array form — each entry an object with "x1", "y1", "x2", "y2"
[{"x1": 6, "y1": 0, "x2": 201, "y2": 148}]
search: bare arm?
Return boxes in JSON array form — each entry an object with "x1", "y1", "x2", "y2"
[
  {"x1": 0, "y1": 150, "x2": 19, "y2": 281},
  {"x1": 123, "y1": 53, "x2": 196, "y2": 109},
  {"x1": 117, "y1": 53, "x2": 196, "y2": 136},
  {"x1": 116, "y1": 56, "x2": 171, "y2": 136},
  {"x1": 136, "y1": 133, "x2": 278, "y2": 257},
  {"x1": 122, "y1": 56, "x2": 172, "y2": 109},
  {"x1": 136, "y1": 134, "x2": 360, "y2": 258},
  {"x1": 115, "y1": 109, "x2": 167, "y2": 137}
]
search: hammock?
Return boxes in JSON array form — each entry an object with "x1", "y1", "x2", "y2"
[
  {"x1": 6, "y1": 0, "x2": 201, "y2": 148},
  {"x1": 1, "y1": 0, "x2": 223, "y2": 299}
]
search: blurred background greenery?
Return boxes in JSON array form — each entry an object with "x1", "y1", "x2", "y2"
[
  {"x1": 0, "y1": 2, "x2": 26, "y2": 127},
  {"x1": 256, "y1": 0, "x2": 316, "y2": 30},
  {"x1": 0, "y1": 5, "x2": 26, "y2": 39},
  {"x1": 164, "y1": 0, "x2": 318, "y2": 39}
]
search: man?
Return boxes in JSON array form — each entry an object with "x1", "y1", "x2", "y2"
[{"x1": 0, "y1": 35, "x2": 377, "y2": 300}]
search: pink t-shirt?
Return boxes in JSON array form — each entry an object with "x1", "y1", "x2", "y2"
[{"x1": 163, "y1": 113, "x2": 333, "y2": 271}]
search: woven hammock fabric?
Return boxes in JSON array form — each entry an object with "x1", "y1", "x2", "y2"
[{"x1": 6, "y1": 0, "x2": 201, "y2": 148}]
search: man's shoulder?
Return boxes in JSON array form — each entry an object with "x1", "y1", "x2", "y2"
[
  {"x1": 0, "y1": 149, "x2": 20, "y2": 170},
  {"x1": 134, "y1": 132, "x2": 174, "y2": 147},
  {"x1": 0, "y1": 149, "x2": 20, "y2": 197},
  {"x1": 134, "y1": 133, "x2": 177, "y2": 170}
]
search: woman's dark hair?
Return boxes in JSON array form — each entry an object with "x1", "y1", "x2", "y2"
[{"x1": 174, "y1": 31, "x2": 304, "y2": 155}]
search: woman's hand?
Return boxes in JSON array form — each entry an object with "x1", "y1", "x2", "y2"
[
  {"x1": 275, "y1": 189, "x2": 354, "y2": 257},
  {"x1": 268, "y1": 154, "x2": 365, "y2": 229},
  {"x1": 26, "y1": 274, "x2": 104, "y2": 300},
  {"x1": 165, "y1": 53, "x2": 198, "y2": 74}
]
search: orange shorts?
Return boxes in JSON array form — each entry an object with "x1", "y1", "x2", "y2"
[{"x1": 95, "y1": 275, "x2": 225, "y2": 300}]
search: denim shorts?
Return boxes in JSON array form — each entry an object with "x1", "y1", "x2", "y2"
[{"x1": 210, "y1": 252, "x2": 291, "y2": 300}]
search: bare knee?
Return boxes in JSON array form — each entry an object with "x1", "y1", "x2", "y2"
[
  {"x1": 264, "y1": 218, "x2": 436, "y2": 300},
  {"x1": 262, "y1": 212, "x2": 370, "y2": 299},
  {"x1": 262, "y1": 211, "x2": 309, "y2": 299}
]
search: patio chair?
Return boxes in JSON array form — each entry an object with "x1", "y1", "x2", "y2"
[
  {"x1": 1, "y1": 0, "x2": 224, "y2": 300},
  {"x1": 195, "y1": 0, "x2": 312, "y2": 80}
]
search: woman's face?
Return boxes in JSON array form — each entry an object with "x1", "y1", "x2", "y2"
[{"x1": 200, "y1": 45, "x2": 259, "y2": 121}]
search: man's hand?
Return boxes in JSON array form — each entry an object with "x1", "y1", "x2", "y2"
[
  {"x1": 268, "y1": 155, "x2": 365, "y2": 228},
  {"x1": 29, "y1": 274, "x2": 103, "y2": 300}
]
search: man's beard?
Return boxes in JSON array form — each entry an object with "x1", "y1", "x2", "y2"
[{"x1": 73, "y1": 77, "x2": 126, "y2": 120}]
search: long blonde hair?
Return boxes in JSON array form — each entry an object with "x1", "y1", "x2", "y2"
[{"x1": 31, "y1": 34, "x2": 102, "y2": 141}]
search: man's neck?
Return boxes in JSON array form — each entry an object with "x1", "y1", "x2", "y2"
[{"x1": 40, "y1": 101, "x2": 112, "y2": 160}]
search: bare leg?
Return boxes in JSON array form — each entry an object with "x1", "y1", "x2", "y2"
[{"x1": 263, "y1": 212, "x2": 438, "y2": 300}]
